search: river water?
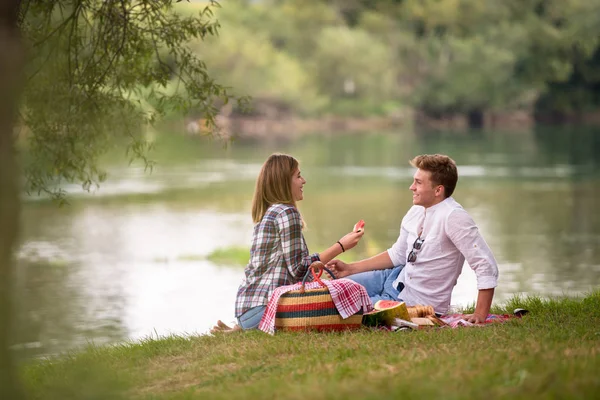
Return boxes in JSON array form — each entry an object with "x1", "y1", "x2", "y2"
[{"x1": 14, "y1": 125, "x2": 600, "y2": 358}]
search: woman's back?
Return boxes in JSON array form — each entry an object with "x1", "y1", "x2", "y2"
[{"x1": 235, "y1": 203, "x2": 318, "y2": 318}]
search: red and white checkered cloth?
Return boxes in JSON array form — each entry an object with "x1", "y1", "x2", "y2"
[{"x1": 258, "y1": 278, "x2": 373, "y2": 335}]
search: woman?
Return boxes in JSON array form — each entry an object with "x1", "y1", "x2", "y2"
[{"x1": 213, "y1": 153, "x2": 364, "y2": 333}]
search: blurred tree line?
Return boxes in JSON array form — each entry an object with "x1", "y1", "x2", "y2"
[{"x1": 182, "y1": 0, "x2": 600, "y2": 125}]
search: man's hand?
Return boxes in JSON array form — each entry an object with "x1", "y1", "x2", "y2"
[
  {"x1": 465, "y1": 313, "x2": 487, "y2": 324},
  {"x1": 326, "y1": 259, "x2": 352, "y2": 278},
  {"x1": 467, "y1": 288, "x2": 494, "y2": 324}
]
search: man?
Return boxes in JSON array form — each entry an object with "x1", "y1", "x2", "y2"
[{"x1": 327, "y1": 154, "x2": 498, "y2": 323}]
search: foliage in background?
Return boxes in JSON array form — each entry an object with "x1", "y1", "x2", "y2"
[
  {"x1": 189, "y1": 22, "x2": 327, "y2": 116},
  {"x1": 16, "y1": 0, "x2": 600, "y2": 197},
  {"x1": 19, "y1": 0, "x2": 244, "y2": 200},
  {"x1": 179, "y1": 0, "x2": 600, "y2": 120}
]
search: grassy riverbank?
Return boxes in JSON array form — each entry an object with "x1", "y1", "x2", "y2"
[
  {"x1": 204, "y1": 246, "x2": 367, "y2": 267},
  {"x1": 22, "y1": 290, "x2": 600, "y2": 399}
]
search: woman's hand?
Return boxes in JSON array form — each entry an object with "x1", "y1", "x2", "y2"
[
  {"x1": 317, "y1": 223, "x2": 366, "y2": 265},
  {"x1": 338, "y1": 229, "x2": 364, "y2": 252}
]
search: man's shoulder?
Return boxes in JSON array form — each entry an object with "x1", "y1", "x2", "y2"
[
  {"x1": 440, "y1": 197, "x2": 467, "y2": 215},
  {"x1": 441, "y1": 198, "x2": 479, "y2": 226},
  {"x1": 442, "y1": 196, "x2": 463, "y2": 208}
]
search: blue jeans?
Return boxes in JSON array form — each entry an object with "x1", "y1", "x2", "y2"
[
  {"x1": 347, "y1": 265, "x2": 405, "y2": 304},
  {"x1": 237, "y1": 305, "x2": 266, "y2": 330}
]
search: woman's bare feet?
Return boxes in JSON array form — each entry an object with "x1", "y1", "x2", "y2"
[
  {"x1": 210, "y1": 320, "x2": 242, "y2": 334},
  {"x1": 217, "y1": 320, "x2": 232, "y2": 329}
]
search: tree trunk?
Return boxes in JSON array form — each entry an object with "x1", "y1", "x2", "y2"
[
  {"x1": 467, "y1": 109, "x2": 484, "y2": 129},
  {"x1": 0, "y1": 0, "x2": 24, "y2": 398}
]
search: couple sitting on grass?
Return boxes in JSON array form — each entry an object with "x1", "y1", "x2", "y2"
[{"x1": 212, "y1": 153, "x2": 499, "y2": 334}]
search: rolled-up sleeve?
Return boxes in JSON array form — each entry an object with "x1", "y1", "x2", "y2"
[
  {"x1": 276, "y1": 207, "x2": 319, "y2": 280},
  {"x1": 388, "y1": 223, "x2": 409, "y2": 267},
  {"x1": 446, "y1": 209, "x2": 498, "y2": 289}
]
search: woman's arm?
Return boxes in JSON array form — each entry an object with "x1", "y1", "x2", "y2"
[
  {"x1": 318, "y1": 229, "x2": 364, "y2": 264},
  {"x1": 277, "y1": 206, "x2": 365, "y2": 278}
]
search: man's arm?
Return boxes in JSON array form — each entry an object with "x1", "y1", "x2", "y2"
[
  {"x1": 327, "y1": 251, "x2": 394, "y2": 278},
  {"x1": 466, "y1": 288, "x2": 494, "y2": 323},
  {"x1": 446, "y1": 209, "x2": 499, "y2": 323},
  {"x1": 327, "y1": 217, "x2": 409, "y2": 278}
]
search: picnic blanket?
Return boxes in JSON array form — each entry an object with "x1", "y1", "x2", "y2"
[
  {"x1": 440, "y1": 313, "x2": 516, "y2": 328},
  {"x1": 376, "y1": 312, "x2": 524, "y2": 331}
]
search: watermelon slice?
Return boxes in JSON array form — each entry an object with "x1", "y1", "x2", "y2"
[
  {"x1": 374, "y1": 300, "x2": 403, "y2": 311},
  {"x1": 362, "y1": 300, "x2": 410, "y2": 326},
  {"x1": 353, "y1": 219, "x2": 365, "y2": 232}
]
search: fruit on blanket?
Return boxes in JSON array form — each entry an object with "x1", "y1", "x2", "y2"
[
  {"x1": 362, "y1": 300, "x2": 410, "y2": 326},
  {"x1": 375, "y1": 300, "x2": 410, "y2": 322},
  {"x1": 374, "y1": 300, "x2": 402, "y2": 311},
  {"x1": 354, "y1": 219, "x2": 365, "y2": 232},
  {"x1": 362, "y1": 311, "x2": 385, "y2": 327}
]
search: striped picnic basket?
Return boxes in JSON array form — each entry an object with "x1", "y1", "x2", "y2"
[{"x1": 274, "y1": 262, "x2": 364, "y2": 332}]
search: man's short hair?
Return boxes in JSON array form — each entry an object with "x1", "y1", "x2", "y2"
[{"x1": 410, "y1": 154, "x2": 458, "y2": 198}]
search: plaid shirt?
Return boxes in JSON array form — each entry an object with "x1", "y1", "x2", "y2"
[{"x1": 235, "y1": 204, "x2": 320, "y2": 318}]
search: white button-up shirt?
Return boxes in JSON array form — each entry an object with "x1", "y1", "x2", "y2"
[{"x1": 389, "y1": 197, "x2": 498, "y2": 314}]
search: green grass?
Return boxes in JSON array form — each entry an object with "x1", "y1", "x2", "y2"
[
  {"x1": 21, "y1": 290, "x2": 600, "y2": 399},
  {"x1": 205, "y1": 247, "x2": 250, "y2": 267},
  {"x1": 204, "y1": 246, "x2": 365, "y2": 268}
]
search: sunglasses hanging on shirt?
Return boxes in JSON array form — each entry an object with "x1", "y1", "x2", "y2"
[{"x1": 407, "y1": 230, "x2": 425, "y2": 263}]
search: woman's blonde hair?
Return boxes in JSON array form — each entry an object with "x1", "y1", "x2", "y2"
[{"x1": 251, "y1": 153, "x2": 300, "y2": 223}]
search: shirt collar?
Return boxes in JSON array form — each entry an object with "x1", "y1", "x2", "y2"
[{"x1": 424, "y1": 196, "x2": 452, "y2": 215}]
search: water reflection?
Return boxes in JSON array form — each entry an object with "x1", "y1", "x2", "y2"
[
  {"x1": 15, "y1": 127, "x2": 600, "y2": 358},
  {"x1": 532, "y1": 125, "x2": 600, "y2": 169},
  {"x1": 16, "y1": 204, "x2": 251, "y2": 358}
]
